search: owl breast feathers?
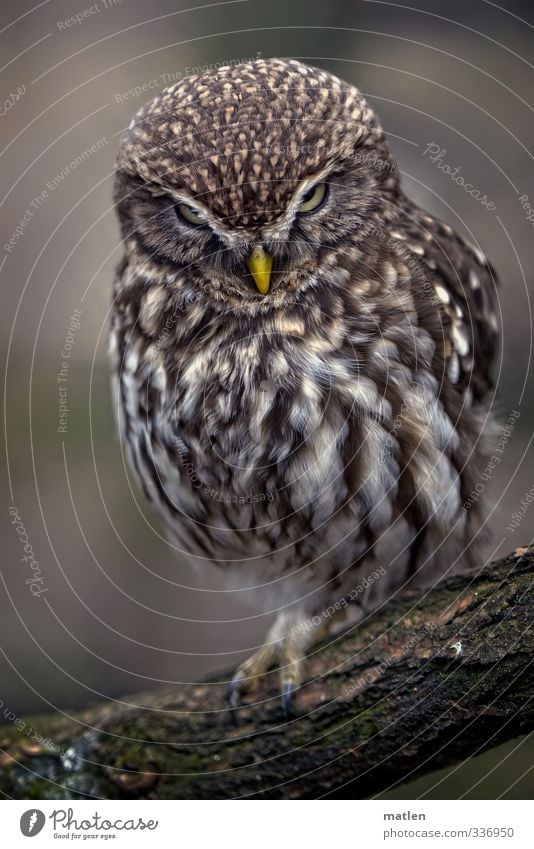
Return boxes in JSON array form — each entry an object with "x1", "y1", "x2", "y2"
[{"x1": 110, "y1": 59, "x2": 499, "y2": 706}]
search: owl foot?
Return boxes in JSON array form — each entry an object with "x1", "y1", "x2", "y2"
[
  {"x1": 227, "y1": 642, "x2": 278, "y2": 711},
  {"x1": 227, "y1": 610, "x2": 313, "y2": 718}
]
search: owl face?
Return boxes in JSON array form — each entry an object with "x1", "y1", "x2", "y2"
[{"x1": 115, "y1": 59, "x2": 399, "y2": 307}]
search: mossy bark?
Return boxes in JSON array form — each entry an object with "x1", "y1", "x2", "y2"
[{"x1": 1, "y1": 547, "x2": 533, "y2": 799}]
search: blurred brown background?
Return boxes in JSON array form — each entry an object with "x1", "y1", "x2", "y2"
[{"x1": 1, "y1": 0, "x2": 533, "y2": 798}]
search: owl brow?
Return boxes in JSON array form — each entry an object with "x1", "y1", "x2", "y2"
[
  {"x1": 137, "y1": 173, "x2": 335, "y2": 235},
  {"x1": 149, "y1": 183, "x2": 216, "y2": 222}
]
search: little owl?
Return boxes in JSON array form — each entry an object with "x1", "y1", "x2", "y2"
[{"x1": 111, "y1": 59, "x2": 499, "y2": 714}]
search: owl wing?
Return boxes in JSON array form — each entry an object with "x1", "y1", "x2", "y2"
[{"x1": 402, "y1": 204, "x2": 500, "y2": 404}]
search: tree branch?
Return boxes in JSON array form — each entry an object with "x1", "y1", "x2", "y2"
[{"x1": 1, "y1": 546, "x2": 533, "y2": 799}]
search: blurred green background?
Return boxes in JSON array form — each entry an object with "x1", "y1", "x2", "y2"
[{"x1": 1, "y1": 0, "x2": 533, "y2": 798}]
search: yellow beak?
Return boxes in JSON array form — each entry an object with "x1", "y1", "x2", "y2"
[{"x1": 247, "y1": 245, "x2": 273, "y2": 295}]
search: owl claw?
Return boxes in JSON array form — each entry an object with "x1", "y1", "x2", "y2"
[
  {"x1": 227, "y1": 675, "x2": 242, "y2": 711},
  {"x1": 281, "y1": 681, "x2": 295, "y2": 718}
]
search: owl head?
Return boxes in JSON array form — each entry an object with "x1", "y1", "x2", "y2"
[{"x1": 114, "y1": 59, "x2": 400, "y2": 308}]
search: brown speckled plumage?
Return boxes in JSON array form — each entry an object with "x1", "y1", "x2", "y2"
[{"x1": 111, "y1": 59, "x2": 499, "y2": 709}]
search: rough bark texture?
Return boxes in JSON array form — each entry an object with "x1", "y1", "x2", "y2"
[{"x1": 1, "y1": 547, "x2": 533, "y2": 800}]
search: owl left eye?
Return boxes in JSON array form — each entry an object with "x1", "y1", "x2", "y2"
[
  {"x1": 297, "y1": 182, "x2": 328, "y2": 214},
  {"x1": 175, "y1": 202, "x2": 207, "y2": 227}
]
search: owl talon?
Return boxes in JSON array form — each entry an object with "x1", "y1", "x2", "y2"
[
  {"x1": 281, "y1": 681, "x2": 295, "y2": 718},
  {"x1": 227, "y1": 676, "x2": 242, "y2": 711}
]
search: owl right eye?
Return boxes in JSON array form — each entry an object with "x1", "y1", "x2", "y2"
[{"x1": 175, "y1": 202, "x2": 207, "y2": 227}]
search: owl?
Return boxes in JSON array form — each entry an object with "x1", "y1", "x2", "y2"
[{"x1": 111, "y1": 59, "x2": 499, "y2": 714}]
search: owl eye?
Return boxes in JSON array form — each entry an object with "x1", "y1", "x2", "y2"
[
  {"x1": 297, "y1": 182, "x2": 328, "y2": 214},
  {"x1": 175, "y1": 202, "x2": 207, "y2": 227}
]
